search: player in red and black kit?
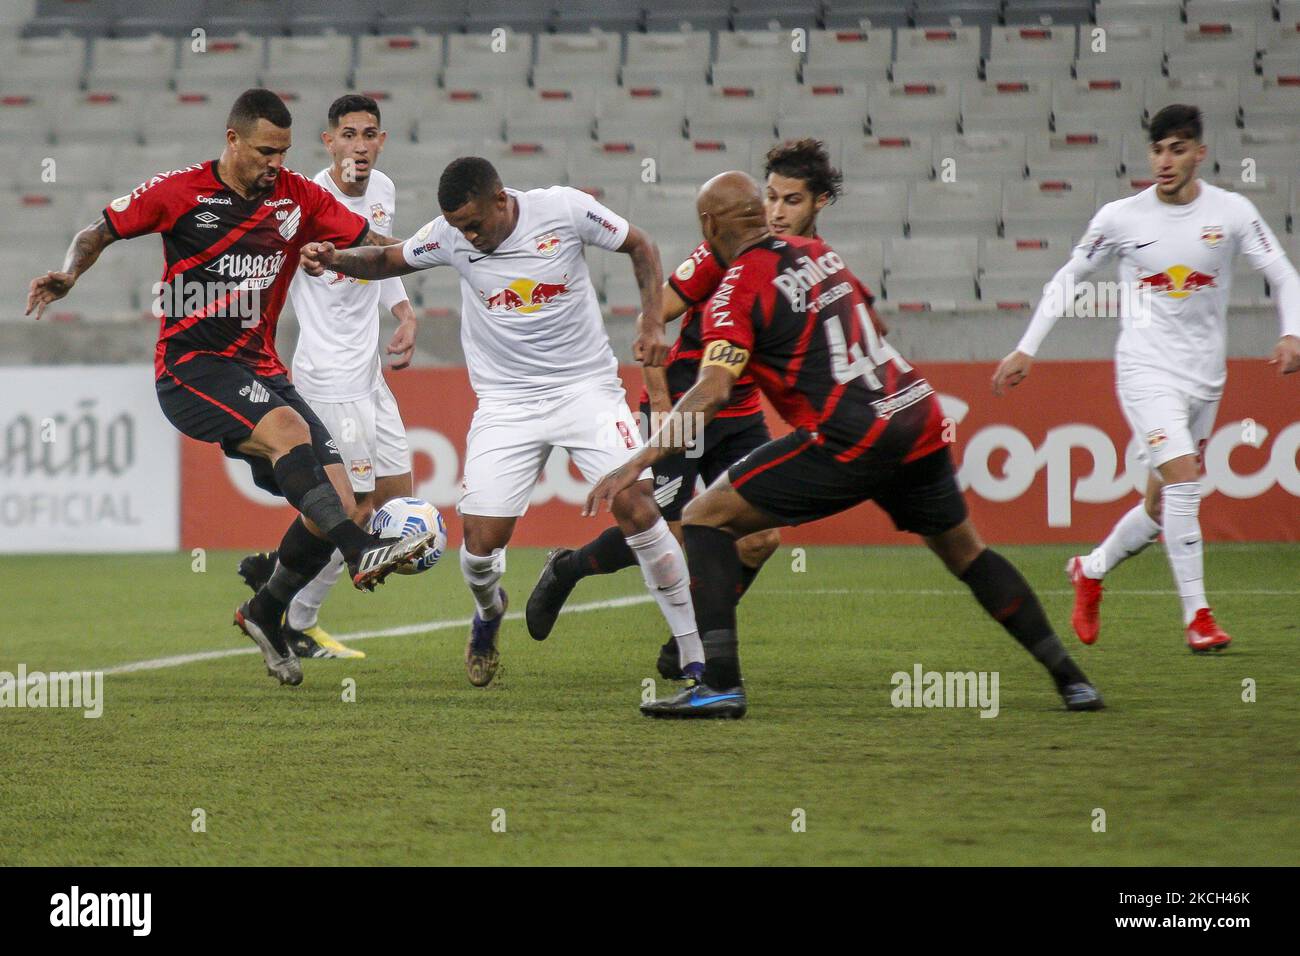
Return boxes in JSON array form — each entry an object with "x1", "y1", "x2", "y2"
[
  {"x1": 25, "y1": 89, "x2": 431, "y2": 687},
  {"x1": 526, "y1": 140, "x2": 842, "y2": 682},
  {"x1": 587, "y1": 171, "x2": 1105, "y2": 718}
]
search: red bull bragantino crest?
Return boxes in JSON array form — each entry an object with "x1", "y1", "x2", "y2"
[
  {"x1": 481, "y1": 276, "x2": 571, "y2": 314},
  {"x1": 1137, "y1": 264, "x2": 1218, "y2": 299}
]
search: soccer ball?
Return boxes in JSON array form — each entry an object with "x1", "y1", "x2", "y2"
[{"x1": 370, "y1": 496, "x2": 448, "y2": 574}]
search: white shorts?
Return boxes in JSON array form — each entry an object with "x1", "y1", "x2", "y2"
[
  {"x1": 1117, "y1": 380, "x2": 1220, "y2": 471},
  {"x1": 304, "y1": 380, "x2": 412, "y2": 493},
  {"x1": 460, "y1": 379, "x2": 651, "y2": 517}
]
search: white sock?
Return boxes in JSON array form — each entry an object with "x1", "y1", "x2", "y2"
[
  {"x1": 1083, "y1": 503, "x2": 1161, "y2": 579},
  {"x1": 460, "y1": 547, "x2": 506, "y2": 619},
  {"x1": 1161, "y1": 482, "x2": 1208, "y2": 625},
  {"x1": 286, "y1": 550, "x2": 345, "y2": 631},
  {"x1": 626, "y1": 518, "x2": 703, "y2": 666}
]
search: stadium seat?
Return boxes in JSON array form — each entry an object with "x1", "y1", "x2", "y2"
[
  {"x1": 594, "y1": 85, "x2": 687, "y2": 142},
  {"x1": 883, "y1": 236, "x2": 980, "y2": 310},
  {"x1": 802, "y1": 29, "x2": 892, "y2": 86},
  {"x1": 505, "y1": 86, "x2": 595, "y2": 141},
  {"x1": 1185, "y1": 0, "x2": 1277, "y2": 34},
  {"x1": 377, "y1": 0, "x2": 468, "y2": 35},
  {"x1": 822, "y1": 1, "x2": 911, "y2": 31},
  {"x1": 24, "y1": 0, "x2": 112, "y2": 38},
  {"x1": 985, "y1": 25, "x2": 1078, "y2": 83},
  {"x1": 913, "y1": 1, "x2": 1003, "y2": 29},
  {"x1": 533, "y1": 31, "x2": 621, "y2": 87},
  {"x1": 1260, "y1": 17, "x2": 1300, "y2": 78},
  {"x1": 687, "y1": 85, "x2": 779, "y2": 141},
  {"x1": 383, "y1": 140, "x2": 478, "y2": 193},
  {"x1": 934, "y1": 133, "x2": 1029, "y2": 180},
  {"x1": 0, "y1": 92, "x2": 56, "y2": 145},
  {"x1": 1003, "y1": 0, "x2": 1094, "y2": 25},
  {"x1": 86, "y1": 36, "x2": 176, "y2": 92},
  {"x1": 869, "y1": 80, "x2": 961, "y2": 135},
  {"x1": 1026, "y1": 131, "x2": 1125, "y2": 178},
  {"x1": 206, "y1": 0, "x2": 291, "y2": 37},
  {"x1": 626, "y1": 183, "x2": 700, "y2": 231},
  {"x1": 1165, "y1": 21, "x2": 1261, "y2": 79},
  {"x1": 262, "y1": 35, "x2": 353, "y2": 90},
  {"x1": 656, "y1": 138, "x2": 754, "y2": 185},
  {"x1": 979, "y1": 234, "x2": 1075, "y2": 280},
  {"x1": 643, "y1": 0, "x2": 730, "y2": 33},
  {"x1": 176, "y1": 35, "x2": 266, "y2": 93},
  {"x1": 269, "y1": 89, "x2": 337, "y2": 140},
  {"x1": 1094, "y1": 0, "x2": 1183, "y2": 28},
  {"x1": 110, "y1": 0, "x2": 204, "y2": 39},
  {"x1": 567, "y1": 140, "x2": 659, "y2": 190},
  {"x1": 1002, "y1": 178, "x2": 1099, "y2": 237},
  {"x1": 962, "y1": 80, "x2": 1053, "y2": 135},
  {"x1": 1239, "y1": 77, "x2": 1300, "y2": 128},
  {"x1": 18, "y1": 141, "x2": 120, "y2": 195},
  {"x1": 464, "y1": 0, "x2": 553, "y2": 36},
  {"x1": 1074, "y1": 22, "x2": 1165, "y2": 81},
  {"x1": 1146, "y1": 75, "x2": 1243, "y2": 130},
  {"x1": 1052, "y1": 78, "x2": 1148, "y2": 134},
  {"x1": 285, "y1": 0, "x2": 377, "y2": 35},
  {"x1": 777, "y1": 83, "x2": 869, "y2": 140},
  {"x1": 893, "y1": 27, "x2": 982, "y2": 83},
  {"x1": 0, "y1": 35, "x2": 86, "y2": 92},
  {"x1": 818, "y1": 236, "x2": 885, "y2": 292},
  {"x1": 443, "y1": 31, "x2": 533, "y2": 88},
  {"x1": 1, "y1": 191, "x2": 81, "y2": 242},
  {"x1": 355, "y1": 34, "x2": 443, "y2": 90},
  {"x1": 713, "y1": 30, "x2": 803, "y2": 91},
  {"x1": 53, "y1": 91, "x2": 141, "y2": 147},
  {"x1": 414, "y1": 87, "x2": 507, "y2": 142},
  {"x1": 841, "y1": 134, "x2": 935, "y2": 180},
  {"x1": 820, "y1": 181, "x2": 909, "y2": 236},
  {"x1": 140, "y1": 91, "x2": 234, "y2": 150},
  {"x1": 552, "y1": 0, "x2": 641, "y2": 34},
  {"x1": 345, "y1": 87, "x2": 422, "y2": 143},
  {"x1": 623, "y1": 31, "x2": 711, "y2": 88},
  {"x1": 908, "y1": 179, "x2": 1003, "y2": 237},
  {"x1": 1216, "y1": 128, "x2": 1300, "y2": 183},
  {"x1": 732, "y1": 0, "x2": 822, "y2": 31},
  {"x1": 1213, "y1": 174, "x2": 1291, "y2": 237},
  {"x1": 475, "y1": 139, "x2": 569, "y2": 190}
]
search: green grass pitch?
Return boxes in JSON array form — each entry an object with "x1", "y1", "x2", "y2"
[{"x1": 1, "y1": 543, "x2": 1296, "y2": 866}]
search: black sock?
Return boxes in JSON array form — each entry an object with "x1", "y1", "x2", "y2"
[
  {"x1": 272, "y1": 444, "x2": 370, "y2": 562},
  {"x1": 959, "y1": 548, "x2": 1088, "y2": 689},
  {"x1": 738, "y1": 561, "x2": 761, "y2": 597},
  {"x1": 249, "y1": 517, "x2": 337, "y2": 623},
  {"x1": 561, "y1": 525, "x2": 637, "y2": 579},
  {"x1": 684, "y1": 524, "x2": 744, "y2": 688}
]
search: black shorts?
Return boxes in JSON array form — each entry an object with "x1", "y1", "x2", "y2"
[
  {"x1": 156, "y1": 354, "x2": 341, "y2": 497},
  {"x1": 728, "y1": 429, "x2": 968, "y2": 535},
  {"x1": 640, "y1": 404, "x2": 771, "y2": 521}
]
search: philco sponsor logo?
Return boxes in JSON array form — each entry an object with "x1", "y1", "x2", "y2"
[
  {"x1": 49, "y1": 886, "x2": 150, "y2": 935},
  {"x1": 891, "y1": 663, "x2": 1000, "y2": 718},
  {"x1": 0, "y1": 666, "x2": 104, "y2": 718},
  {"x1": 772, "y1": 250, "x2": 847, "y2": 308}
]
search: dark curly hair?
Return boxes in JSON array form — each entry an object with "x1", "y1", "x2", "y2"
[{"x1": 763, "y1": 138, "x2": 843, "y2": 203}]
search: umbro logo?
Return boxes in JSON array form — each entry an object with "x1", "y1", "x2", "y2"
[
  {"x1": 195, "y1": 210, "x2": 220, "y2": 229},
  {"x1": 239, "y1": 382, "x2": 270, "y2": 404}
]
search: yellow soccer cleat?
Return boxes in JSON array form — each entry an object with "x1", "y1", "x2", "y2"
[{"x1": 284, "y1": 623, "x2": 366, "y2": 660}]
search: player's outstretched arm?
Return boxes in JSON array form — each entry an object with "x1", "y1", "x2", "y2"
[
  {"x1": 26, "y1": 217, "x2": 117, "y2": 319},
  {"x1": 1253, "y1": 256, "x2": 1300, "y2": 375},
  {"x1": 620, "y1": 224, "x2": 667, "y2": 366},
  {"x1": 301, "y1": 239, "x2": 415, "y2": 280},
  {"x1": 386, "y1": 299, "x2": 419, "y2": 370}
]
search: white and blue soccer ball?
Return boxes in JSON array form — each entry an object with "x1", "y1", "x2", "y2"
[{"x1": 370, "y1": 496, "x2": 447, "y2": 574}]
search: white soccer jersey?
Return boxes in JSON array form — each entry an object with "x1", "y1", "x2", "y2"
[
  {"x1": 1019, "y1": 182, "x2": 1285, "y2": 400},
  {"x1": 289, "y1": 167, "x2": 409, "y2": 402},
  {"x1": 401, "y1": 185, "x2": 629, "y2": 400}
]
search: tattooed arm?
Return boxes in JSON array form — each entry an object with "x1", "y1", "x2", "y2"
[
  {"x1": 25, "y1": 217, "x2": 118, "y2": 319},
  {"x1": 359, "y1": 227, "x2": 403, "y2": 247},
  {"x1": 620, "y1": 224, "x2": 668, "y2": 367}
]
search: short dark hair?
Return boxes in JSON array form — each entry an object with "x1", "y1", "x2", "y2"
[
  {"x1": 438, "y1": 157, "x2": 502, "y2": 211},
  {"x1": 764, "y1": 138, "x2": 843, "y2": 203},
  {"x1": 1149, "y1": 104, "x2": 1203, "y2": 143},
  {"x1": 227, "y1": 88, "x2": 292, "y2": 134},
  {"x1": 329, "y1": 94, "x2": 381, "y2": 129}
]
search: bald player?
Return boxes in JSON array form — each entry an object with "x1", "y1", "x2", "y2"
[{"x1": 587, "y1": 172, "x2": 1105, "y2": 718}]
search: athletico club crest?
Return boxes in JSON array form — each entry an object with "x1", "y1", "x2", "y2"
[
  {"x1": 1200, "y1": 225, "x2": 1224, "y2": 248},
  {"x1": 371, "y1": 203, "x2": 391, "y2": 228},
  {"x1": 536, "y1": 232, "x2": 561, "y2": 257}
]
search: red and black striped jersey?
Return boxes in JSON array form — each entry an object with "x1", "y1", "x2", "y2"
[
  {"x1": 103, "y1": 160, "x2": 368, "y2": 380},
  {"x1": 700, "y1": 234, "x2": 946, "y2": 463},
  {"x1": 635, "y1": 241, "x2": 763, "y2": 418}
]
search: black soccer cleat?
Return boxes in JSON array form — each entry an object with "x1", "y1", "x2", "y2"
[
  {"x1": 525, "y1": 548, "x2": 579, "y2": 641},
  {"x1": 349, "y1": 531, "x2": 433, "y2": 591},
  {"x1": 233, "y1": 600, "x2": 302, "y2": 686},
  {"x1": 238, "y1": 550, "x2": 278, "y2": 593},
  {"x1": 1060, "y1": 681, "x2": 1105, "y2": 711},
  {"x1": 640, "y1": 682, "x2": 747, "y2": 719},
  {"x1": 656, "y1": 639, "x2": 685, "y2": 681}
]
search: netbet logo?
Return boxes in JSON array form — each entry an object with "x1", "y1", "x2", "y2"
[
  {"x1": 586, "y1": 210, "x2": 618, "y2": 234},
  {"x1": 772, "y1": 250, "x2": 847, "y2": 308}
]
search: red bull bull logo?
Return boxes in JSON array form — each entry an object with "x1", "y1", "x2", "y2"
[
  {"x1": 481, "y1": 276, "x2": 570, "y2": 314},
  {"x1": 1137, "y1": 264, "x2": 1217, "y2": 300}
]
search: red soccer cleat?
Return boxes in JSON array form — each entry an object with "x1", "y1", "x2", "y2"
[
  {"x1": 1186, "y1": 607, "x2": 1232, "y2": 653},
  {"x1": 1066, "y1": 556, "x2": 1104, "y2": 645}
]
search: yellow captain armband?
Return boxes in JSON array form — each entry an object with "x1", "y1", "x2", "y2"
[{"x1": 701, "y1": 340, "x2": 750, "y2": 377}]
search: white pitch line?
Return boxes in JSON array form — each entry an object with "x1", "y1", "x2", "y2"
[
  {"x1": 1, "y1": 593, "x2": 655, "y2": 690},
  {"x1": 761, "y1": 588, "x2": 1300, "y2": 596}
]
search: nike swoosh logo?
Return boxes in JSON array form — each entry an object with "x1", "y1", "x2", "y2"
[
  {"x1": 1135, "y1": 241, "x2": 1158, "y2": 248},
  {"x1": 690, "y1": 693, "x2": 743, "y2": 706},
  {"x1": 468, "y1": 255, "x2": 492, "y2": 262}
]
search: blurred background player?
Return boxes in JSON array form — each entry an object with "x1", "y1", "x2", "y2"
[
  {"x1": 25, "y1": 88, "x2": 431, "y2": 687},
  {"x1": 239, "y1": 93, "x2": 419, "y2": 660},
  {"x1": 588, "y1": 171, "x2": 1104, "y2": 718},
  {"x1": 300, "y1": 157, "x2": 703, "y2": 688},
  {"x1": 526, "y1": 139, "x2": 843, "y2": 682},
  {"x1": 993, "y1": 105, "x2": 1300, "y2": 653}
]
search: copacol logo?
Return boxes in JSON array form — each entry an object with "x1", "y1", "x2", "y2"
[{"x1": 49, "y1": 886, "x2": 151, "y2": 936}]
